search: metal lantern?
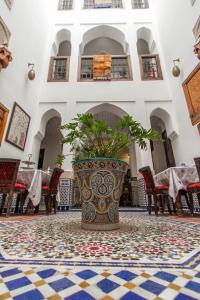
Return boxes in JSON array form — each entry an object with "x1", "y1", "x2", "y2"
[
  {"x1": 172, "y1": 59, "x2": 180, "y2": 77},
  {"x1": 28, "y1": 63, "x2": 35, "y2": 80}
]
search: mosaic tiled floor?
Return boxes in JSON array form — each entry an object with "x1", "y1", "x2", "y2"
[{"x1": 0, "y1": 212, "x2": 200, "y2": 299}]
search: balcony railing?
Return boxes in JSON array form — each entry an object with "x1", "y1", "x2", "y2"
[
  {"x1": 139, "y1": 54, "x2": 163, "y2": 80},
  {"x1": 48, "y1": 56, "x2": 70, "y2": 81},
  {"x1": 132, "y1": 0, "x2": 149, "y2": 9},
  {"x1": 79, "y1": 55, "x2": 132, "y2": 81},
  {"x1": 84, "y1": 0, "x2": 123, "y2": 9}
]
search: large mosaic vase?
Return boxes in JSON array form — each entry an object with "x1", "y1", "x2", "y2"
[{"x1": 73, "y1": 158, "x2": 128, "y2": 230}]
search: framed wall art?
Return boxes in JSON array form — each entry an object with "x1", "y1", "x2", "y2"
[
  {"x1": 0, "y1": 102, "x2": 9, "y2": 145},
  {"x1": 182, "y1": 63, "x2": 200, "y2": 125},
  {"x1": 5, "y1": 102, "x2": 30, "y2": 150}
]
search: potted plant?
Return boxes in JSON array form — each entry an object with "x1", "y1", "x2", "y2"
[
  {"x1": 60, "y1": 113, "x2": 158, "y2": 230},
  {"x1": 55, "y1": 154, "x2": 65, "y2": 168}
]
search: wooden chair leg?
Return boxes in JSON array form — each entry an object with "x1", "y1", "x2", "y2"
[
  {"x1": 159, "y1": 195, "x2": 164, "y2": 214},
  {"x1": 166, "y1": 195, "x2": 172, "y2": 214},
  {"x1": 6, "y1": 191, "x2": 14, "y2": 217},
  {"x1": 44, "y1": 195, "x2": 49, "y2": 215},
  {"x1": 19, "y1": 190, "x2": 28, "y2": 214},
  {"x1": 0, "y1": 194, "x2": 7, "y2": 215},
  {"x1": 53, "y1": 195, "x2": 57, "y2": 214},
  {"x1": 170, "y1": 197, "x2": 176, "y2": 214},
  {"x1": 197, "y1": 193, "x2": 200, "y2": 207},
  {"x1": 188, "y1": 192, "x2": 194, "y2": 216},
  {"x1": 147, "y1": 194, "x2": 152, "y2": 215},
  {"x1": 34, "y1": 204, "x2": 40, "y2": 214},
  {"x1": 153, "y1": 193, "x2": 158, "y2": 216},
  {"x1": 184, "y1": 192, "x2": 191, "y2": 211}
]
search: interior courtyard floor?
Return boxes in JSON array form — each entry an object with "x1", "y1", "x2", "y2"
[{"x1": 0, "y1": 212, "x2": 200, "y2": 300}]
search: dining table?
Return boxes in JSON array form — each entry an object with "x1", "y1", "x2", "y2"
[
  {"x1": 16, "y1": 169, "x2": 51, "y2": 210},
  {"x1": 154, "y1": 166, "x2": 199, "y2": 213}
]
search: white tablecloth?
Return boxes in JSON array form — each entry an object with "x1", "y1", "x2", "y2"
[
  {"x1": 17, "y1": 169, "x2": 51, "y2": 207},
  {"x1": 154, "y1": 167, "x2": 199, "y2": 201}
]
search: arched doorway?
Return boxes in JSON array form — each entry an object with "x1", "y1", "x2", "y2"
[
  {"x1": 72, "y1": 103, "x2": 138, "y2": 208},
  {"x1": 37, "y1": 115, "x2": 63, "y2": 170},
  {"x1": 150, "y1": 113, "x2": 176, "y2": 174}
]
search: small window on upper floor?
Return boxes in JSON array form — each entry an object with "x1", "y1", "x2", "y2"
[
  {"x1": 48, "y1": 38, "x2": 71, "y2": 82},
  {"x1": 132, "y1": 0, "x2": 149, "y2": 9},
  {"x1": 58, "y1": 0, "x2": 73, "y2": 10},
  {"x1": 84, "y1": 0, "x2": 123, "y2": 9},
  {"x1": 4, "y1": 0, "x2": 14, "y2": 10}
]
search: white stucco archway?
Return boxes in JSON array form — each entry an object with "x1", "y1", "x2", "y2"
[{"x1": 79, "y1": 25, "x2": 129, "y2": 55}]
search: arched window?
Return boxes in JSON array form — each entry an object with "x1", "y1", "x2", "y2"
[
  {"x1": 4, "y1": 0, "x2": 14, "y2": 10},
  {"x1": 0, "y1": 17, "x2": 11, "y2": 45},
  {"x1": 48, "y1": 30, "x2": 71, "y2": 81},
  {"x1": 79, "y1": 25, "x2": 132, "y2": 81},
  {"x1": 193, "y1": 16, "x2": 200, "y2": 41},
  {"x1": 137, "y1": 27, "x2": 163, "y2": 80}
]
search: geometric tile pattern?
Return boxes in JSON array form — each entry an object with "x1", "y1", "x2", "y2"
[
  {"x1": 0, "y1": 212, "x2": 200, "y2": 269},
  {"x1": 0, "y1": 212, "x2": 200, "y2": 299}
]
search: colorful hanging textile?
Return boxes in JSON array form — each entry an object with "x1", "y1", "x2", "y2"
[
  {"x1": 93, "y1": 55, "x2": 112, "y2": 80},
  {"x1": 94, "y1": 0, "x2": 112, "y2": 8}
]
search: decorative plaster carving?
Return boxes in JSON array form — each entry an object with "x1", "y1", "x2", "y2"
[
  {"x1": 0, "y1": 45, "x2": 12, "y2": 71},
  {"x1": 194, "y1": 37, "x2": 200, "y2": 60}
]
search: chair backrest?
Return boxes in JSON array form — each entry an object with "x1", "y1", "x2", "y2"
[
  {"x1": 139, "y1": 166, "x2": 155, "y2": 190},
  {"x1": 0, "y1": 158, "x2": 20, "y2": 186},
  {"x1": 49, "y1": 167, "x2": 64, "y2": 194},
  {"x1": 194, "y1": 157, "x2": 200, "y2": 180}
]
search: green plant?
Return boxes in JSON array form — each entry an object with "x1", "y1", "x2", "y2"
[
  {"x1": 60, "y1": 113, "x2": 159, "y2": 161},
  {"x1": 55, "y1": 154, "x2": 65, "y2": 166}
]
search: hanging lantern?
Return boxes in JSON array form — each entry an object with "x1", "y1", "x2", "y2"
[{"x1": 28, "y1": 63, "x2": 35, "y2": 80}]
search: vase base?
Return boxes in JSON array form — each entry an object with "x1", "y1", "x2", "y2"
[{"x1": 82, "y1": 222, "x2": 120, "y2": 231}]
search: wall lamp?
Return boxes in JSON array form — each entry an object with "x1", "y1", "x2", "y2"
[
  {"x1": 172, "y1": 58, "x2": 181, "y2": 77},
  {"x1": 28, "y1": 63, "x2": 35, "y2": 80}
]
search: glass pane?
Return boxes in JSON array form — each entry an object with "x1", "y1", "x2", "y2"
[
  {"x1": 59, "y1": 0, "x2": 73, "y2": 10},
  {"x1": 111, "y1": 57, "x2": 129, "y2": 79},
  {"x1": 84, "y1": 0, "x2": 123, "y2": 9},
  {"x1": 132, "y1": 0, "x2": 149, "y2": 9},
  {"x1": 52, "y1": 59, "x2": 67, "y2": 80},
  {"x1": 80, "y1": 58, "x2": 93, "y2": 79},
  {"x1": 142, "y1": 57, "x2": 159, "y2": 79}
]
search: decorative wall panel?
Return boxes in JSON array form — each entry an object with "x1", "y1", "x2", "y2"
[{"x1": 183, "y1": 63, "x2": 200, "y2": 125}]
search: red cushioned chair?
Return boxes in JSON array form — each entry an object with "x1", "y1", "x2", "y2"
[
  {"x1": 0, "y1": 159, "x2": 27, "y2": 217},
  {"x1": 187, "y1": 157, "x2": 200, "y2": 215},
  {"x1": 41, "y1": 167, "x2": 64, "y2": 214},
  {"x1": 139, "y1": 166, "x2": 174, "y2": 216}
]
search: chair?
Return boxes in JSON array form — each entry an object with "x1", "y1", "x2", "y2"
[
  {"x1": 187, "y1": 157, "x2": 200, "y2": 215},
  {"x1": 41, "y1": 167, "x2": 64, "y2": 214},
  {"x1": 0, "y1": 159, "x2": 27, "y2": 217},
  {"x1": 139, "y1": 166, "x2": 174, "y2": 216}
]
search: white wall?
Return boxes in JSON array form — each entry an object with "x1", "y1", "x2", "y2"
[
  {"x1": 0, "y1": 0, "x2": 54, "y2": 163},
  {"x1": 1, "y1": 0, "x2": 199, "y2": 172},
  {"x1": 35, "y1": 0, "x2": 173, "y2": 171},
  {"x1": 151, "y1": 0, "x2": 200, "y2": 165}
]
